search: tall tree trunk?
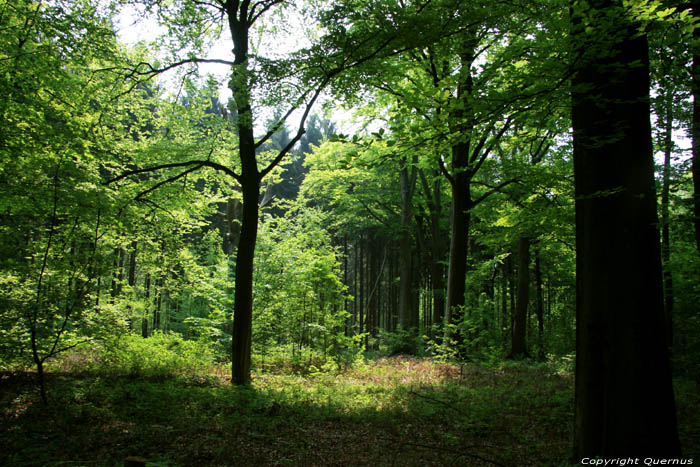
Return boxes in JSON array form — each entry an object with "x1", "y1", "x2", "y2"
[
  {"x1": 500, "y1": 261, "x2": 508, "y2": 350},
  {"x1": 509, "y1": 236, "x2": 530, "y2": 359},
  {"x1": 231, "y1": 172, "x2": 259, "y2": 385},
  {"x1": 661, "y1": 90, "x2": 674, "y2": 347},
  {"x1": 359, "y1": 236, "x2": 365, "y2": 338},
  {"x1": 419, "y1": 169, "x2": 447, "y2": 339},
  {"x1": 571, "y1": 1, "x2": 680, "y2": 456},
  {"x1": 228, "y1": 3, "x2": 260, "y2": 385},
  {"x1": 367, "y1": 239, "x2": 378, "y2": 346},
  {"x1": 444, "y1": 183, "x2": 471, "y2": 343},
  {"x1": 692, "y1": 0, "x2": 700, "y2": 257},
  {"x1": 534, "y1": 250, "x2": 544, "y2": 361},
  {"x1": 142, "y1": 273, "x2": 150, "y2": 338},
  {"x1": 398, "y1": 160, "x2": 418, "y2": 331},
  {"x1": 444, "y1": 44, "x2": 476, "y2": 350},
  {"x1": 127, "y1": 241, "x2": 137, "y2": 287}
]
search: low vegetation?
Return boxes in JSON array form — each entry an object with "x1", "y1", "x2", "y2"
[{"x1": 1, "y1": 339, "x2": 698, "y2": 466}]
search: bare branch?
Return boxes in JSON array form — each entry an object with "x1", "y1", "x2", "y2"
[
  {"x1": 471, "y1": 116, "x2": 514, "y2": 176},
  {"x1": 254, "y1": 88, "x2": 311, "y2": 149},
  {"x1": 135, "y1": 164, "x2": 205, "y2": 201},
  {"x1": 105, "y1": 160, "x2": 241, "y2": 185},
  {"x1": 259, "y1": 77, "x2": 330, "y2": 179},
  {"x1": 98, "y1": 58, "x2": 235, "y2": 82},
  {"x1": 437, "y1": 155, "x2": 455, "y2": 187},
  {"x1": 248, "y1": 0, "x2": 285, "y2": 26},
  {"x1": 472, "y1": 179, "x2": 519, "y2": 208}
]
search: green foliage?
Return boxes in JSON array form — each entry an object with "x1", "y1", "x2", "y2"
[
  {"x1": 99, "y1": 332, "x2": 215, "y2": 378},
  {"x1": 377, "y1": 328, "x2": 424, "y2": 356},
  {"x1": 0, "y1": 0, "x2": 131, "y2": 375},
  {"x1": 252, "y1": 202, "x2": 348, "y2": 357},
  {"x1": 0, "y1": 356, "x2": 637, "y2": 466}
]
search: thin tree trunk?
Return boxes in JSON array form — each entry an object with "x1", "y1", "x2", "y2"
[
  {"x1": 501, "y1": 262, "x2": 508, "y2": 350},
  {"x1": 661, "y1": 89, "x2": 674, "y2": 347},
  {"x1": 509, "y1": 236, "x2": 530, "y2": 359},
  {"x1": 359, "y1": 236, "x2": 365, "y2": 338},
  {"x1": 398, "y1": 161, "x2": 418, "y2": 331},
  {"x1": 143, "y1": 273, "x2": 150, "y2": 338},
  {"x1": 534, "y1": 250, "x2": 544, "y2": 361}
]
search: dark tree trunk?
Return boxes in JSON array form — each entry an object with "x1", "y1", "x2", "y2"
[
  {"x1": 534, "y1": 250, "x2": 544, "y2": 361},
  {"x1": 500, "y1": 261, "x2": 508, "y2": 350},
  {"x1": 143, "y1": 273, "x2": 151, "y2": 338},
  {"x1": 508, "y1": 254, "x2": 515, "y2": 335},
  {"x1": 571, "y1": 1, "x2": 680, "y2": 457},
  {"x1": 154, "y1": 278, "x2": 162, "y2": 331},
  {"x1": 418, "y1": 169, "x2": 447, "y2": 339},
  {"x1": 444, "y1": 44, "x2": 477, "y2": 351},
  {"x1": 508, "y1": 236, "x2": 530, "y2": 359},
  {"x1": 127, "y1": 241, "x2": 137, "y2": 287},
  {"x1": 660, "y1": 91, "x2": 674, "y2": 347},
  {"x1": 444, "y1": 181, "x2": 471, "y2": 343},
  {"x1": 367, "y1": 240, "x2": 379, "y2": 345},
  {"x1": 398, "y1": 161, "x2": 418, "y2": 331},
  {"x1": 227, "y1": 2, "x2": 260, "y2": 385},
  {"x1": 692, "y1": 0, "x2": 700, "y2": 257},
  {"x1": 231, "y1": 172, "x2": 259, "y2": 385},
  {"x1": 359, "y1": 236, "x2": 365, "y2": 337},
  {"x1": 352, "y1": 240, "x2": 359, "y2": 333}
]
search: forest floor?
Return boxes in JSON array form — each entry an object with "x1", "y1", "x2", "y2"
[{"x1": 1, "y1": 356, "x2": 698, "y2": 467}]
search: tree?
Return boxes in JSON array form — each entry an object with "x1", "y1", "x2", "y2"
[
  {"x1": 105, "y1": 0, "x2": 339, "y2": 384},
  {"x1": 692, "y1": 0, "x2": 700, "y2": 258},
  {"x1": 0, "y1": 0, "x2": 130, "y2": 402},
  {"x1": 571, "y1": 0, "x2": 681, "y2": 457}
]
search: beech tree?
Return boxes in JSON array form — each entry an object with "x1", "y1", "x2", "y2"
[{"x1": 571, "y1": 0, "x2": 681, "y2": 456}]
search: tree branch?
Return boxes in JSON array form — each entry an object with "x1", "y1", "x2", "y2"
[
  {"x1": 248, "y1": 0, "x2": 285, "y2": 25},
  {"x1": 105, "y1": 160, "x2": 241, "y2": 185},
  {"x1": 259, "y1": 77, "x2": 330, "y2": 179},
  {"x1": 471, "y1": 116, "x2": 514, "y2": 176},
  {"x1": 472, "y1": 179, "x2": 519, "y2": 208},
  {"x1": 254, "y1": 89, "x2": 311, "y2": 149},
  {"x1": 134, "y1": 164, "x2": 205, "y2": 201},
  {"x1": 99, "y1": 58, "x2": 235, "y2": 81}
]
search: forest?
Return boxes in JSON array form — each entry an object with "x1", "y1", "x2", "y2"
[{"x1": 1, "y1": 0, "x2": 699, "y2": 465}]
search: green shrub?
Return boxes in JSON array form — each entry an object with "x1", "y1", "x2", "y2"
[{"x1": 99, "y1": 332, "x2": 215, "y2": 378}]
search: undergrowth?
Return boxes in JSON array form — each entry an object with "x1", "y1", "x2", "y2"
[{"x1": 0, "y1": 339, "x2": 697, "y2": 466}]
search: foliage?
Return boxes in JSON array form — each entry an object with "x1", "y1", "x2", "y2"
[
  {"x1": 253, "y1": 202, "x2": 349, "y2": 358},
  {"x1": 4, "y1": 354, "x2": 699, "y2": 465},
  {"x1": 0, "y1": 0, "x2": 130, "y2": 380},
  {"x1": 97, "y1": 332, "x2": 215, "y2": 378}
]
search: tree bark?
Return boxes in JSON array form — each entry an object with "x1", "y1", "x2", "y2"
[
  {"x1": 692, "y1": 0, "x2": 700, "y2": 257},
  {"x1": 231, "y1": 178, "x2": 259, "y2": 384},
  {"x1": 508, "y1": 236, "x2": 530, "y2": 359},
  {"x1": 534, "y1": 251, "x2": 545, "y2": 360},
  {"x1": 660, "y1": 90, "x2": 674, "y2": 347},
  {"x1": 228, "y1": 2, "x2": 258, "y2": 385},
  {"x1": 418, "y1": 169, "x2": 447, "y2": 339},
  {"x1": 571, "y1": 1, "x2": 680, "y2": 457},
  {"x1": 443, "y1": 43, "x2": 477, "y2": 350},
  {"x1": 398, "y1": 160, "x2": 418, "y2": 331}
]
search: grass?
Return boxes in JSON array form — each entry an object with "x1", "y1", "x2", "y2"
[{"x1": 1, "y1": 355, "x2": 697, "y2": 466}]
